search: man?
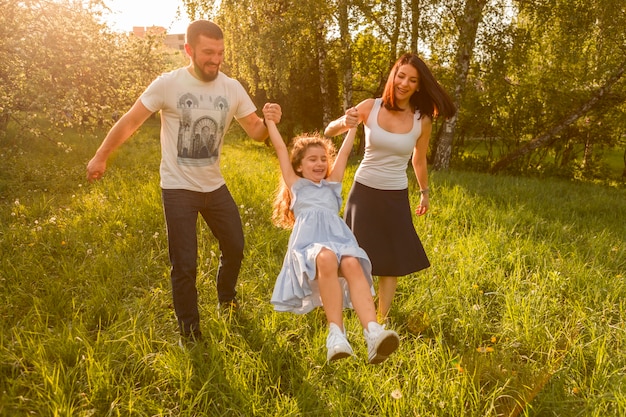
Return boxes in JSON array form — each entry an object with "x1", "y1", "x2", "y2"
[{"x1": 87, "y1": 20, "x2": 282, "y2": 342}]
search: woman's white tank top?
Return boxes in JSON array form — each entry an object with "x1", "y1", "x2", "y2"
[{"x1": 354, "y1": 98, "x2": 422, "y2": 190}]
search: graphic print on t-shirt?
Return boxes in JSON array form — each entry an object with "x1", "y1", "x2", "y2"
[{"x1": 176, "y1": 93, "x2": 229, "y2": 166}]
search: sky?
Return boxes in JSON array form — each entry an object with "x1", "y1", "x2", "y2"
[{"x1": 102, "y1": 0, "x2": 192, "y2": 34}]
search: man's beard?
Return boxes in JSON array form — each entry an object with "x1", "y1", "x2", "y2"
[{"x1": 192, "y1": 56, "x2": 219, "y2": 82}]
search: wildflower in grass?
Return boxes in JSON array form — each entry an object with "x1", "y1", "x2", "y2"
[
  {"x1": 476, "y1": 346, "x2": 494, "y2": 353},
  {"x1": 391, "y1": 389, "x2": 402, "y2": 399},
  {"x1": 491, "y1": 336, "x2": 497, "y2": 343},
  {"x1": 572, "y1": 387, "x2": 580, "y2": 395},
  {"x1": 451, "y1": 359, "x2": 464, "y2": 373}
]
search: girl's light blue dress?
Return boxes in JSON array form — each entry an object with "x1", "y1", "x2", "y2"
[{"x1": 271, "y1": 178, "x2": 374, "y2": 314}]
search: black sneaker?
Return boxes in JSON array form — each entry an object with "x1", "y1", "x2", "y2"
[{"x1": 218, "y1": 298, "x2": 240, "y2": 318}]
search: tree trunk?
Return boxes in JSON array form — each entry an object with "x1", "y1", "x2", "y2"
[
  {"x1": 338, "y1": 0, "x2": 352, "y2": 111},
  {"x1": 433, "y1": 0, "x2": 487, "y2": 171},
  {"x1": 317, "y1": 21, "x2": 332, "y2": 128},
  {"x1": 410, "y1": 0, "x2": 421, "y2": 54},
  {"x1": 582, "y1": 134, "x2": 593, "y2": 171},
  {"x1": 490, "y1": 60, "x2": 626, "y2": 173}
]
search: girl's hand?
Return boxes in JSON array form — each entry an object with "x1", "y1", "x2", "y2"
[
  {"x1": 262, "y1": 103, "x2": 282, "y2": 125},
  {"x1": 415, "y1": 195, "x2": 429, "y2": 216}
]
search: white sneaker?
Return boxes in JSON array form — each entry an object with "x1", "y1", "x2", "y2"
[
  {"x1": 326, "y1": 323, "x2": 353, "y2": 362},
  {"x1": 364, "y1": 322, "x2": 400, "y2": 364}
]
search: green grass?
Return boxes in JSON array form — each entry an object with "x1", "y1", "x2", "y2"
[{"x1": 1, "y1": 121, "x2": 625, "y2": 416}]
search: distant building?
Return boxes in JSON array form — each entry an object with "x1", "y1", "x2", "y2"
[
  {"x1": 131, "y1": 26, "x2": 185, "y2": 51},
  {"x1": 164, "y1": 33, "x2": 185, "y2": 51}
]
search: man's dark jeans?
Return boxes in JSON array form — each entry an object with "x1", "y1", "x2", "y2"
[{"x1": 162, "y1": 186, "x2": 244, "y2": 337}]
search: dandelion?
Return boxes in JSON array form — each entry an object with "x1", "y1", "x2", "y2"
[
  {"x1": 572, "y1": 387, "x2": 580, "y2": 395},
  {"x1": 491, "y1": 336, "x2": 497, "y2": 343},
  {"x1": 472, "y1": 283, "x2": 479, "y2": 290},
  {"x1": 476, "y1": 346, "x2": 494, "y2": 353},
  {"x1": 391, "y1": 389, "x2": 402, "y2": 400}
]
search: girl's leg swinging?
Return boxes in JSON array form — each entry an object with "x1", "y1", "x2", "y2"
[
  {"x1": 341, "y1": 259, "x2": 400, "y2": 364},
  {"x1": 316, "y1": 248, "x2": 344, "y2": 327},
  {"x1": 338, "y1": 256, "x2": 377, "y2": 328},
  {"x1": 317, "y1": 248, "x2": 353, "y2": 362}
]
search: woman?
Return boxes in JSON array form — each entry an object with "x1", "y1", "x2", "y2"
[{"x1": 324, "y1": 53, "x2": 456, "y2": 320}]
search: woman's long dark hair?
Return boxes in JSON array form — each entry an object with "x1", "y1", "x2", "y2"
[{"x1": 382, "y1": 53, "x2": 456, "y2": 120}]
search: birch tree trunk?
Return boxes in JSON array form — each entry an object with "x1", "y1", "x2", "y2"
[
  {"x1": 317, "y1": 21, "x2": 332, "y2": 128},
  {"x1": 432, "y1": 0, "x2": 488, "y2": 170}
]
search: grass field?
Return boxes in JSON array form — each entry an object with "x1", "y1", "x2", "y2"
[{"x1": 1, "y1": 121, "x2": 625, "y2": 416}]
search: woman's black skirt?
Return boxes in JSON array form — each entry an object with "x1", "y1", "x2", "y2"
[{"x1": 344, "y1": 181, "x2": 430, "y2": 276}]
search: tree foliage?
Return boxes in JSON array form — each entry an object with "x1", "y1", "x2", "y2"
[
  {"x1": 0, "y1": 0, "x2": 177, "y2": 137},
  {"x1": 4, "y1": 0, "x2": 625, "y2": 180}
]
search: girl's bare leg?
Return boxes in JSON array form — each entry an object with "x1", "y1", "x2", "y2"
[
  {"x1": 339, "y1": 257, "x2": 377, "y2": 328},
  {"x1": 316, "y1": 248, "x2": 344, "y2": 327}
]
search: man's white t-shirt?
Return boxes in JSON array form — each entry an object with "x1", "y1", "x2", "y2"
[{"x1": 140, "y1": 68, "x2": 257, "y2": 192}]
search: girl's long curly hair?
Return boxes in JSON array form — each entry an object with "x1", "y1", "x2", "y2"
[{"x1": 272, "y1": 135, "x2": 336, "y2": 229}]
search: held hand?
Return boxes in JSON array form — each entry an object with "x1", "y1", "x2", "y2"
[
  {"x1": 262, "y1": 103, "x2": 282, "y2": 124},
  {"x1": 343, "y1": 107, "x2": 359, "y2": 128},
  {"x1": 86, "y1": 157, "x2": 106, "y2": 183},
  {"x1": 415, "y1": 195, "x2": 429, "y2": 216}
]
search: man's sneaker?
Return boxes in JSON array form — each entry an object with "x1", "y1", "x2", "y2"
[
  {"x1": 326, "y1": 323, "x2": 353, "y2": 362},
  {"x1": 218, "y1": 298, "x2": 240, "y2": 318},
  {"x1": 363, "y1": 322, "x2": 400, "y2": 364}
]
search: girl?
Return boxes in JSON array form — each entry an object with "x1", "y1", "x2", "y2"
[
  {"x1": 324, "y1": 53, "x2": 456, "y2": 321},
  {"x1": 263, "y1": 114, "x2": 399, "y2": 364}
]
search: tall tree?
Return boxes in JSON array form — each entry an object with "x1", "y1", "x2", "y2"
[{"x1": 433, "y1": 0, "x2": 488, "y2": 170}]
